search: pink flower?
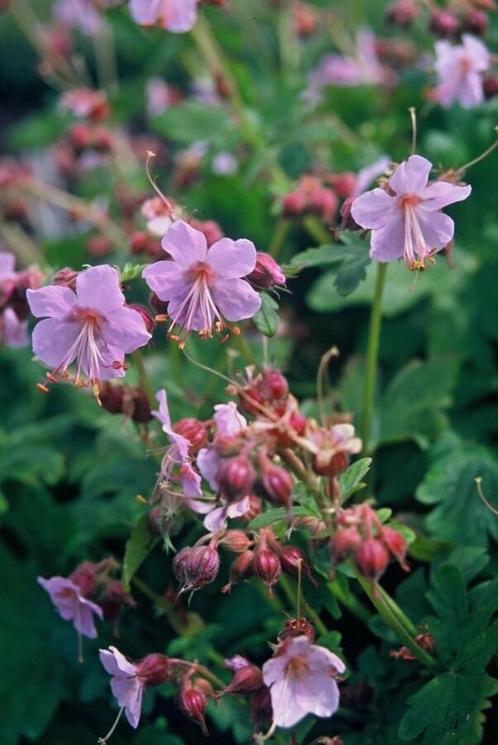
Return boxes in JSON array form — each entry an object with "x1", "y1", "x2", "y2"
[
  {"x1": 142, "y1": 220, "x2": 261, "y2": 345},
  {"x1": 27, "y1": 265, "x2": 151, "y2": 386},
  {"x1": 262, "y1": 635, "x2": 345, "y2": 729},
  {"x1": 53, "y1": 0, "x2": 104, "y2": 35},
  {"x1": 1, "y1": 307, "x2": 29, "y2": 348},
  {"x1": 152, "y1": 389, "x2": 205, "y2": 504},
  {"x1": 433, "y1": 35, "x2": 490, "y2": 109},
  {"x1": 38, "y1": 576, "x2": 103, "y2": 638},
  {"x1": 203, "y1": 495, "x2": 252, "y2": 531},
  {"x1": 129, "y1": 0, "x2": 199, "y2": 33},
  {"x1": 197, "y1": 402, "x2": 247, "y2": 490},
  {"x1": 99, "y1": 647, "x2": 144, "y2": 728},
  {"x1": 351, "y1": 155, "x2": 471, "y2": 268}
]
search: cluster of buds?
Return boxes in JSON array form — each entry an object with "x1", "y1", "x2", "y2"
[
  {"x1": 331, "y1": 504, "x2": 409, "y2": 580},
  {"x1": 387, "y1": 0, "x2": 494, "y2": 37},
  {"x1": 282, "y1": 175, "x2": 338, "y2": 223}
]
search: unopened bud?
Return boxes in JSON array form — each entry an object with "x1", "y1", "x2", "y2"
[
  {"x1": 253, "y1": 548, "x2": 281, "y2": 591},
  {"x1": 354, "y1": 538, "x2": 389, "y2": 579},
  {"x1": 261, "y1": 368, "x2": 289, "y2": 399},
  {"x1": 483, "y1": 75, "x2": 498, "y2": 99},
  {"x1": 69, "y1": 561, "x2": 98, "y2": 596},
  {"x1": 279, "y1": 545, "x2": 311, "y2": 580},
  {"x1": 330, "y1": 527, "x2": 362, "y2": 561},
  {"x1": 218, "y1": 455, "x2": 255, "y2": 500},
  {"x1": 428, "y1": 9, "x2": 460, "y2": 37},
  {"x1": 380, "y1": 526, "x2": 408, "y2": 570},
  {"x1": 136, "y1": 653, "x2": 170, "y2": 686},
  {"x1": 225, "y1": 664, "x2": 263, "y2": 694},
  {"x1": 386, "y1": 0, "x2": 419, "y2": 27},
  {"x1": 86, "y1": 234, "x2": 112, "y2": 257},
  {"x1": 282, "y1": 189, "x2": 307, "y2": 217},
  {"x1": 308, "y1": 187, "x2": 338, "y2": 222},
  {"x1": 247, "y1": 253, "x2": 286, "y2": 290},
  {"x1": 261, "y1": 462, "x2": 293, "y2": 509},
  {"x1": 52, "y1": 267, "x2": 78, "y2": 289},
  {"x1": 241, "y1": 495, "x2": 262, "y2": 522},
  {"x1": 332, "y1": 172, "x2": 357, "y2": 198},
  {"x1": 98, "y1": 381, "x2": 125, "y2": 414},
  {"x1": 222, "y1": 549, "x2": 254, "y2": 592},
  {"x1": 175, "y1": 545, "x2": 220, "y2": 591},
  {"x1": 99, "y1": 578, "x2": 136, "y2": 621},
  {"x1": 189, "y1": 218, "x2": 224, "y2": 247},
  {"x1": 221, "y1": 529, "x2": 252, "y2": 553},
  {"x1": 173, "y1": 417, "x2": 207, "y2": 451},
  {"x1": 179, "y1": 685, "x2": 208, "y2": 735},
  {"x1": 463, "y1": 9, "x2": 488, "y2": 35},
  {"x1": 238, "y1": 385, "x2": 265, "y2": 416}
]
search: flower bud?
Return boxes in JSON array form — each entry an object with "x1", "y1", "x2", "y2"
[
  {"x1": 221, "y1": 529, "x2": 252, "y2": 553},
  {"x1": 428, "y1": 9, "x2": 460, "y2": 37},
  {"x1": 99, "y1": 578, "x2": 136, "y2": 621},
  {"x1": 380, "y1": 526, "x2": 408, "y2": 570},
  {"x1": 278, "y1": 616, "x2": 315, "y2": 642},
  {"x1": 98, "y1": 382, "x2": 125, "y2": 414},
  {"x1": 136, "y1": 653, "x2": 170, "y2": 686},
  {"x1": 86, "y1": 234, "x2": 112, "y2": 257},
  {"x1": 340, "y1": 196, "x2": 361, "y2": 230},
  {"x1": 179, "y1": 685, "x2": 208, "y2": 735},
  {"x1": 69, "y1": 123, "x2": 92, "y2": 152},
  {"x1": 483, "y1": 75, "x2": 498, "y2": 99},
  {"x1": 279, "y1": 545, "x2": 306, "y2": 576},
  {"x1": 463, "y1": 9, "x2": 488, "y2": 35},
  {"x1": 253, "y1": 548, "x2": 281, "y2": 591},
  {"x1": 330, "y1": 527, "x2": 362, "y2": 561},
  {"x1": 238, "y1": 385, "x2": 265, "y2": 416},
  {"x1": 282, "y1": 189, "x2": 307, "y2": 217},
  {"x1": 130, "y1": 387, "x2": 153, "y2": 423},
  {"x1": 225, "y1": 664, "x2": 263, "y2": 694},
  {"x1": 261, "y1": 368, "x2": 289, "y2": 399},
  {"x1": 290, "y1": 411, "x2": 307, "y2": 435},
  {"x1": 354, "y1": 538, "x2": 389, "y2": 579},
  {"x1": 261, "y1": 462, "x2": 293, "y2": 509},
  {"x1": 173, "y1": 417, "x2": 207, "y2": 452},
  {"x1": 189, "y1": 218, "x2": 224, "y2": 247},
  {"x1": 386, "y1": 0, "x2": 419, "y2": 27},
  {"x1": 333, "y1": 172, "x2": 357, "y2": 198},
  {"x1": 247, "y1": 253, "x2": 286, "y2": 290},
  {"x1": 218, "y1": 455, "x2": 255, "y2": 500},
  {"x1": 69, "y1": 561, "x2": 98, "y2": 596},
  {"x1": 52, "y1": 267, "x2": 78, "y2": 289},
  {"x1": 308, "y1": 187, "x2": 338, "y2": 222},
  {"x1": 222, "y1": 549, "x2": 254, "y2": 592},
  {"x1": 178, "y1": 545, "x2": 220, "y2": 591},
  {"x1": 293, "y1": 3, "x2": 318, "y2": 37}
]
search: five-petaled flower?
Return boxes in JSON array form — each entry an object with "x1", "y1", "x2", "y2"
[
  {"x1": 432, "y1": 35, "x2": 490, "y2": 109},
  {"x1": 351, "y1": 155, "x2": 471, "y2": 269},
  {"x1": 129, "y1": 0, "x2": 199, "y2": 33},
  {"x1": 262, "y1": 635, "x2": 346, "y2": 730},
  {"x1": 27, "y1": 265, "x2": 151, "y2": 389},
  {"x1": 38, "y1": 575, "x2": 103, "y2": 638},
  {"x1": 142, "y1": 220, "x2": 261, "y2": 346}
]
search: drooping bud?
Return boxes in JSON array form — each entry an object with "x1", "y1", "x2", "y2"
[
  {"x1": 189, "y1": 218, "x2": 224, "y2": 247},
  {"x1": 98, "y1": 382, "x2": 125, "y2": 415},
  {"x1": 261, "y1": 461, "x2": 294, "y2": 509},
  {"x1": 282, "y1": 189, "x2": 307, "y2": 217},
  {"x1": 428, "y1": 9, "x2": 460, "y2": 37},
  {"x1": 224, "y1": 664, "x2": 263, "y2": 694},
  {"x1": 278, "y1": 616, "x2": 315, "y2": 643},
  {"x1": 69, "y1": 561, "x2": 98, "y2": 596},
  {"x1": 247, "y1": 253, "x2": 286, "y2": 290},
  {"x1": 330, "y1": 527, "x2": 362, "y2": 561},
  {"x1": 222, "y1": 549, "x2": 254, "y2": 593},
  {"x1": 279, "y1": 545, "x2": 312, "y2": 580},
  {"x1": 218, "y1": 455, "x2": 255, "y2": 500},
  {"x1": 253, "y1": 548, "x2": 281, "y2": 592},
  {"x1": 261, "y1": 368, "x2": 289, "y2": 400},
  {"x1": 176, "y1": 545, "x2": 220, "y2": 592},
  {"x1": 463, "y1": 8, "x2": 488, "y2": 35},
  {"x1": 179, "y1": 684, "x2": 209, "y2": 735},
  {"x1": 380, "y1": 526, "x2": 408, "y2": 570},
  {"x1": 332, "y1": 172, "x2": 357, "y2": 199},
  {"x1": 99, "y1": 578, "x2": 136, "y2": 621},
  {"x1": 386, "y1": 0, "x2": 419, "y2": 27},
  {"x1": 173, "y1": 417, "x2": 207, "y2": 452},
  {"x1": 221, "y1": 529, "x2": 252, "y2": 553},
  {"x1": 354, "y1": 538, "x2": 389, "y2": 579},
  {"x1": 136, "y1": 653, "x2": 170, "y2": 686},
  {"x1": 86, "y1": 234, "x2": 112, "y2": 257}
]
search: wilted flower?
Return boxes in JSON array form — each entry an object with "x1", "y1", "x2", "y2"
[
  {"x1": 143, "y1": 221, "x2": 261, "y2": 345},
  {"x1": 27, "y1": 265, "x2": 151, "y2": 387},
  {"x1": 351, "y1": 155, "x2": 471, "y2": 269},
  {"x1": 432, "y1": 34, "x2": 490, "y2": 108},
  {"x1": 38, "y1": 575, "x2": 103, "y2": 638},
  {"x1": 262, "y1": 635, "x2": 345, "y2": 729},
  {"x1": 129, "y1": 0, "x2": 199, "y2": 33}
]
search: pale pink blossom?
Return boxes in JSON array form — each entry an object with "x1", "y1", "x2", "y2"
[
  {"x1": 129, "y1": 0, "x2": 199, "y2": 33},
  {"x1": 197, "y1": 402, "x2": 247, "y2": 490},
  {"x1": 38, "y1": 576, "x2": 103, "y2": 638},
  {"x1": 146, "y1": 77, "x2": 173, "y2": 117},
  {"x1": 433, "y1": 35, "x2": 489, "y2": 109},
  {"x1": 27, "y1": 265, "x2": 151, "y2": 385},
  {"x1": 53, "y1": 0, "x2": 103, "y2": 35},
  {"x1": 99, "y1": 647, "x2": 144, "y2": 728},
  {"x1": 351, "y1": 155, "x2": 471, "y2": 268},
  {"x1": 142, "y1": 220, "x2": 261, "y2": 344},
  {"x1": 262, "y1": 635, "x2": 345, "y2": 729}
]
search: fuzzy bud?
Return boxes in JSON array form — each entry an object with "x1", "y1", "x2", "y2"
[
  {"x1": 261, "y1": 368, "x2": 289, "y2": 399},
  {"x1": 463, "y1": 9, "x2": 488, "y2": 35},
  {"x1": 278, "y1": 616, "x2": 315, "y2": 642},
  {"x1": 247, "y1": 253, "x2": 286, "y2": 290},
  {"x1": 218, "y1": 455, "x2": 255, "y2": 500},
  {"x1": 221, "y1": 529, "x2": 252, "y2": 553},
  {"x1": 173, "y1": 417, "x2": 207, "y2": 452},
  {"x1": 253, "y1": 548, "x2": 281, "y2": 591},
  {"x1": 354, "y1": 538, "x2": 389, "y2": 579},
  {"x1": 330, "y1": 527, "x2": 362, "y2": 561},
  {"x1": 380, "y1": 526, "x2": 408, "y2": 570},
  {"x1": 261, "y1": 462, "x2": 293, "y2": 509},
  {"x1": 222, "y1": 550, "x2": 254, "y2": 592},
  {"x1": 428, "y1": 9, "x2": 460, "y2": 37},
  {"x1": 225, "y1": 664, "x2": 263, "y2": 694},
  {"x1": 179, "y1": 685, "x2": 208, "y2": 735},
  {"x1": 136, "y1": 653, "x2": 170, "y2": 686},
  {"x1": 282, "y1": 189, "x2": 307, "y2": 217},
  {"x1": 177, "y1": 545, "x2": 220, "y2": 591}
]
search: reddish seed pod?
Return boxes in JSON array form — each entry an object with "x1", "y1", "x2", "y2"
[
  {"x1": 218, "y1": 455, "x2": 255, "y2": 500},
  {"x1": 225, "y1": 664, "x2": 263, "y2": 694},
  {"x1": 261, "y1": 369, "x2": 289, "y2": 400},
  {"x1": 221, "y1": 529, "x2": 252, "y2": 553},
  {"x1": 253, "y1": 548, "x2": 282, "y2": 591},
  {"x1": 380, "y1": 526, "x2": 408, "y2": 569},
  {"x1": 179, "y1": 685, "x2": 208, "y2": 735},
  {"x1": 247, "y1": 253, "x2": 286, "y2": 290},
  {"x1": 354, "y1": 538, "x2": 390, "y2": 579},
  {"x1": 261, "y1": 463, "x2": 294, "y2": 509},
  {"x1": 136, "y1": 653, "x2": 170, "y2": 686},
  {"x1": 182, "y1": 545, "x2": 220, "y2": 591},
  {"x1": 173, "y1": 417, "x2": 207, "y2": 452},
  {"x1": 330, "y1": 527, "x2": 362, "y2": 561}
]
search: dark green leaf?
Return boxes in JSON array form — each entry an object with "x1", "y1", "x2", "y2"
[{"x1": 252, "y1": 291, "x2": 279, "y2": 337}]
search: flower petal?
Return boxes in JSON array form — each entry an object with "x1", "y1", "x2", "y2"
[
  {"x1": 211, "y1": 278, "x2": 261, "y2": 321},
  {"x1": 0, "y1": 251, "x2": 16, "y2": 278},
  {"x1": 75, "y1": 265, "x2": 125, "y2": 313},
  {"x1": 129, "y1": 0, "x2": 162, "y2": 25},
  {"x1": 142, "y1": 260, "x2": 186, "y2": 301},
  {"x1": 165, "y1": 0, "x2": 199, "y2": 33},
  {"x1": 389, "y1": 155, "x2": 432, "y2": 196},
  {"x1": 27, "y1": 285, "x2": 77, "y2": 319},
  {"x1": 207, "y1": 238, "x2": 257, "y2": 279},
  {"x1": 102, "y1": 307, "x2": 151, "y2": 354},
  {"x1": 416, "y1": 209, "x2": 455, "y2": 249},
  {"x1": 351, "y1": 188, "x2": 395, "y2": 229},
  {"x1": 31, "y1": 318, "x2": 81, "y2": 369},
  {"x1": 422, "y1": 181, "x2": 472, "y2": 210},
  {"x1": 369, "y1": 212, "x2": 406, "y2": 262},
  {"x1": 161, "y1": 220, "x2": 207, "y2": 268}
]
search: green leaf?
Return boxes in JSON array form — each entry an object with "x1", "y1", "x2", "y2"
[
  {"x1": 292, "y1": 233, "x2": 370, "y2": 296},
  {"x1": 339, "y1": 457, "x2": 372, "y2": 500},
  {"x1": 122, "y1": 513, "x2": 157, "y2": 591},
  {"x1": 248, "y1": 503, "x2": 321, "y2": 530},
  {"x1": 252, "y1": 292, "x2": 279, "y2": 337},
  {"x1": 151, "y1": 101, "x2": 234, "y2": 146},
  {"x1": 416, "y1": 441, "x2": 498, "y2": 548},
  {"x1": 290, "y1": 244, "x2": 343, "y2": 269},
  {"x1": 378, "y1": 359, "x2": 456, "y2": 448},
  {"x1": 121, "y1": 262, "x2": 148, "y2": 281}
]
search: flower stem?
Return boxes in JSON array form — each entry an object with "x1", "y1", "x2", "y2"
[
  {"x1": 269, "y1": 218, "x2": 290, "y2": 259},
  {"x1": 132, "y1": 351, "x2": 156, "y2": 409},
  {"x1": 357, "y1": 577, "x2": 437, "y2": 670},
  {"x1": 360, "y1": 262, "x2": 388, "y2": 454},
  {"x1": 279, "y1": 575, "x2": 327, "y2": 636}
]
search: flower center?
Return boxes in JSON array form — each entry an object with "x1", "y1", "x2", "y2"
[
  {"x1": 286, "y1": 655, "x2": 310, "y2": 679},
  {"x1": 187, "y1": 261, "x2": 215, "y2": 285},
  {"x1": 399, "y1": 193, "x2": 431, "y2": 269}
]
